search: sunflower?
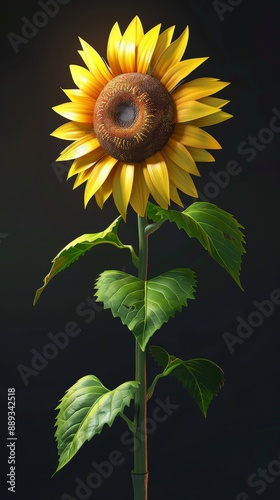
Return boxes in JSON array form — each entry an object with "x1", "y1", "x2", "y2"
[{"x1": 52, "y1": 16, "x2": 232, "y2": 219}]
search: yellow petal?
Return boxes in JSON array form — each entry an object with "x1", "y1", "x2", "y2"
[
  {"x1": 151, "y1": 26, "x2": 175, "y2": 69},
  {"x1": 118, "y1": 40, "x2": 136, "y2": 74},
  {"x1": 127, "y1": 16, "x2": 144, "y2": 45},
  {"x1": 152, "y1": 26, "x2": 189, "y2": 80},
  {"x1": 172, "y1": 78, "x2": 230, "y2": 103},
  {"x1": 78, "y1": 37, "x2": 112, "y2": 85},
  {"x1": 95, "y1": 174, "x2": 113, "y2": 209},
  {"x1": 57, "y1": 135, "x2": 100, "y2": 161},
  {"x1": 73, "y1": 166, "x2": 94, "y2": 188},
  {"x1": 163, "y1": 138, "x2": 200, "y2": 176},
  {"x1": 191, "y1": 111, "x2": 233, "y2": 127},
  {"x1": 84, "y1": 155, "x2": 118, "y2": 207},
  {"x1": 62, "y1": 88, "x2": 95, "y2": 103},
  {"x1": 161, "y1": 57, "x2": 208, "y2": 93},
  {"x1": 174, "y1": 100, "x2": 220, "y2": 123},
  {"x1": 107, "y1": 22, "x2": 123, "y2": 76},
  {"x1": 130, "y1": 164, "x2": 150, "y2": 217},
  {"x1": 198, "y1": 96, "x2": 230, "y2": 108},
  {"x1": 136, "y1": 24, "x2": 161, "y2": 74},
  {"x1": 144, "y1": 152, "x2": 170, "y2": 205},
  {"x1": 52, "y1": 102, "x2": 93, "y2": 123},
  {"x1": 143, "y1": 164, "x2": 168, "y2": 209},
  {"x1": 167, "y1": 157, "x2": 198, "y2": 197},
  {"x1": 118, "y1": 16, "x2": 144, "y2": 73},
  {"x1": 70, "y1": 64, "x2": 103, "y2": 98},
  {"x1": 51, "y1": 122, "x2": 92, "y2": 140},
  {"x1": 187, "y1": 147, "x2": 215, "y2": 162},
  {"x1": 67, "y1": 148, "x2": 105, "y2": 178},
  {"x1": 173, "y1": 123, "x2": 221, "y2": 149},
  {"x1": 113, "y1": 163, "x2": 135, "y2": 220},
  {"x1": 169, "y1": 182, "x2": 184, "y2": 206}
]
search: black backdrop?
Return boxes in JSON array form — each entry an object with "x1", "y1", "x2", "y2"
[{"x1": 1, "y1": 1, "x2": 280, "y2": 499}]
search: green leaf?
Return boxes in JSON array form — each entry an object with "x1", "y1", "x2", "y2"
[
  {"x1": 147, "y1": 201, "x2": 246, "y2": 288},
  {"x1": 34, "y1": 216, "x2": 138, "y2": 304},
  {"x1": 149, "y1": 345, "x2": 224, "y2": 417},
  {"x1": 54, "y1": 375, "x2": 139, "y2": 472},
  {"x1": 95, "y1": 268, "x2": 196, "y2": 351}
]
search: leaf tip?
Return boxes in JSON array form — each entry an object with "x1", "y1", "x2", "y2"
[
  {"x1": 33, "y1": 288, "x2": 42, "y2": 306},
  {"x1": 51, "y1": 468, "x2": 58, "y2": 478}
]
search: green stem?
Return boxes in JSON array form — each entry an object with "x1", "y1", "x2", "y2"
[{"x1": 131, "y1": 214, "x2": 148, "y2": 500}]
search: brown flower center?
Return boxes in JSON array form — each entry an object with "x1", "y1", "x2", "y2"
[{"x1": 93, "y1": 73, "x2": 174, "y2": 163}]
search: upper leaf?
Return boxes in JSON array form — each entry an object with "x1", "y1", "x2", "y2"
[
  {"x1": 95, "y1": 268, "x2": 196, "y2": 351},
  {"x1": 147, "y1": 201, "x2": 246, "y2": 288},
  {"x1": 34, "y1": 216, "x2": 138, "y2": 304},
  {"x1": 54, "y1": 375, "x2": 139, "y2": 472},
  {"x1": 149, "y1": 345, "x2": 224, "y2": 417}
]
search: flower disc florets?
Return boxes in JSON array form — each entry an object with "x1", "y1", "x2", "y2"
[{"x1": 94, "y1": 73, "x2": 174, "y2": 163}]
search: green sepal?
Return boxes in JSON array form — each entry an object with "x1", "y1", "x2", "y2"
[
  {"x1": 34, "y1": 216, "x2": 138, "y2": 304},
  {"x1": 148, "y1": 345, "x2": 224, "y2": 417},
  {"x1": 147, "y1": 201, "x2": 246, "y2": 288},
  {"x1": 94, "y1": 268, "x2": 196, "y2": 351},
  {"x1": 54, "y1": 375, "x2": 139, "y2": 473}
]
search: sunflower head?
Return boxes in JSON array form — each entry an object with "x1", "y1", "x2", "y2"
[{"x1": 52, "y1": 16, "x2": 232, "y2": 219}]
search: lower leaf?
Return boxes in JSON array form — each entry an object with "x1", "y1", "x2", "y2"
[
  {"x1": 54, "y1": 375, "x2": 139, "y2": 472},
  {"x1": 149, "y1": 345, "x2": 224, "y2": 417}
]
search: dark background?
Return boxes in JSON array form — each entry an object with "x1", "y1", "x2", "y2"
[{"x1": 1, "y1": 0, "x2": 280, "y2": 499}]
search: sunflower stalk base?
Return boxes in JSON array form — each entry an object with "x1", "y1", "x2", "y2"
[{"x1": 131, "y1": 472, "x2": 148, "y2": 500}]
